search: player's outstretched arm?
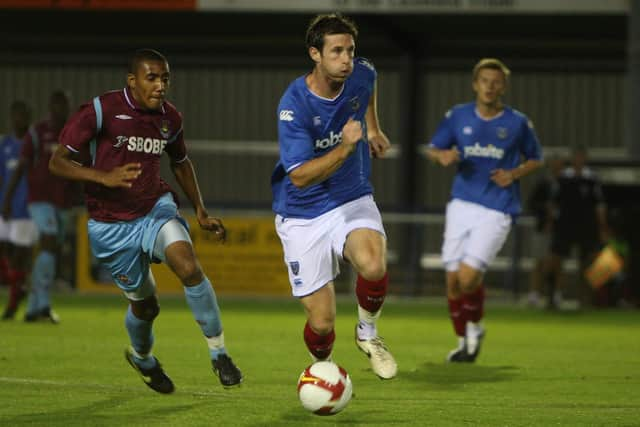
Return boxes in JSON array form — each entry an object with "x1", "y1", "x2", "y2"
[
  {"x1": 365, "y1": 82, "x2": 390, "y2": 159},
  {"x1": 289, "y1": 117, "x2": 361, "y2": 189},
  {"x1": 170, "y1": 157, "x2": 225, "y2": 242},
  {"x1": 49, "y1": 145, "x2": 141, "y2": 188}
]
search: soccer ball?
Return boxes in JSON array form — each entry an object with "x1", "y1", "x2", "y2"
[{"x1": 297, "y1": 361, "x2": 353, "y2": 415}]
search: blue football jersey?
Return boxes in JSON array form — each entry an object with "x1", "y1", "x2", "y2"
[
  {"x1": 430, "y1": 103, "x2": 542, "y2": 215},
  {"x1": 271, "y1": 58, "x2": 376, "y2": 219},
  {"x1": 0, "y1": 134, "x2": 29, "y2": 219}
]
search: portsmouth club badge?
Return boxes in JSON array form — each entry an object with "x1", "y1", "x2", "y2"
[
  {"x1": 289, "y1": 261, "x2": 300, "y2": 276},
  {"x1": 160, "y1": 120, "x2": 171, "y2": 139},
  {"x1": 497, "y1": 127, "x2": 508, "y2": 139}
]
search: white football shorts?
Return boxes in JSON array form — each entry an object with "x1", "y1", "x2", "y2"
[
  {"x1": 0, "y1": 218, "x2": 38, "y2": 247},
  {"x1": 441, "y1": 198, "x2": 512, "y2": 272},
  {"x1": 275, "y1": 195, "x2": 386, "y2": 297}
]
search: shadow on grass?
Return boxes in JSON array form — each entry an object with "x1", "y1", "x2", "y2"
[
  {"x1": 2, "y1": 396, "x2": 198, "y2": 426},
  {"x1": 249, "y1": 405, "x2": 413, "y2": 427},
  {"x1": 401, "y1": 362, "x2": 520, "y2": 390}
]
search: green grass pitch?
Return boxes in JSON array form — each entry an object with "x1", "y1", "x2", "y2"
[{"x1": 0, "y1": 294, "x2": 638, "y2": 426}]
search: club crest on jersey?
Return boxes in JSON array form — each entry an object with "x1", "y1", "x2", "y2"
[
  {"x1": 116, "y1": 274, "x2": 132, "y2": 284},
  {"x1": 349, "y1": 96, "x2": 360, "y2": 111},
  {"x1": 159, "y1": 120, "x2": 171, "y2": 139},
  {"x1": 463, "y1": 126, "x2": 473, "y2": 135},
  {"x1": 289, "y1": 261, "x2": 300, "y2": 276},
  {"x1": 497, "y1": 127, "x2": 508, "y2": 139},
  {"x1": 313, "y1": 116, "x2": 322, "y2": 127}
]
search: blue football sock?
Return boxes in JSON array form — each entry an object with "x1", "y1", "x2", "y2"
[
  {"x1": 29, "y1": 250, "x2": 56, "y2": 313},
  {"x1": 184, "y1": 277, "x2": 226, "y2": 359},
  {"x1": 125, "y1": 306, "x2": 155, "y2": 369}
]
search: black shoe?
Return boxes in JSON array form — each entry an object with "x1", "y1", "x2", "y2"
[
  {"x1": 2, "y1": 307, "x2": 17, "y2": 320},
  {"x1": 212, "y1": 354, "x2": 243, "y2": 387},
  {"x1": 24, "y1": 307, "x2": 60, "y2": 324},
  {"x1": 447, "y1": 345, "x2": 471, "y2": 363},
  {"x1": 124, "y1": 347, "x2": 175, "y2": 394}
]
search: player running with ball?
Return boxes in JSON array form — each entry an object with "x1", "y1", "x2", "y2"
[{"x1": 272, "y1": 13, "x2": 397, "y2": 379}]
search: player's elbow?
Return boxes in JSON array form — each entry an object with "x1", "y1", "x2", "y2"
[
  {"x1": 288, "y1": 168, "x2": 312, "y2": 189},
  {"x1": 289, "y1": 173, "x2": 310, "y2": 189}
]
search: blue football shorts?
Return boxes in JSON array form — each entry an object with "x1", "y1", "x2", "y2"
[{"x1": 88, "y1": 193, "x2": 190, "y2": 293}]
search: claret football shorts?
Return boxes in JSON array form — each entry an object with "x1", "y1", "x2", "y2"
[{"x1": 275, "y1": 195, "x2": 386, "y2": 297}]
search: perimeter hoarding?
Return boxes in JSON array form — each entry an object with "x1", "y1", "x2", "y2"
[{"x1": 76, "y1": 212, "x2": 290, "y2": 296}]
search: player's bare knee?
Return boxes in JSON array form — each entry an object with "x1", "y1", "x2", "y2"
[
  {"x1": 175, "y1": 259, "x2": 204, "y2": 285},
  {"x1": 459, "y1": 276, "x2": 481, "y2": 294},
  {"x1": 309, "y1": 318, "x2": 335, "y2": 336},
  {"x1": 131, "y1": 296, "x2": 160, "y2": 321},
  {"x1": 357, "y1": 259, "x2": 386, "y2": 281}
]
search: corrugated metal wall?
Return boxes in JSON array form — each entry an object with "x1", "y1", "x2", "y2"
[{"x1": 0, "y1": 63, "x2": 626, "y2": 209}]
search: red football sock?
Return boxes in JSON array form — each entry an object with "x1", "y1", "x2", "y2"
[
  {"x1": 6, "y1": 268, "x2": 27, "y2": 310},
  {"x1": 356, "y1": 272, "x2": 388, "y2": 313},
  {"x1": 448, "y1": 297, "x2": 466, "y2": 337},
  {"x1": 462, "y1": 285, "x2": 485, "y2": 323},
  {"x1": 0, "y1": 256, "x2": 9, "y2": 283},
  {"x1": 303, "y1": 321, "x2": 335, "y2": 360}
]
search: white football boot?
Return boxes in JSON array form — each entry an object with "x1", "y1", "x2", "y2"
[{"x1": 355, "y1": 326, "x2": 398, "y2": 379}]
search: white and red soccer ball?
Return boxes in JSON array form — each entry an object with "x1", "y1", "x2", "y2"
[{"x1": 297, "y1": 361, "x2": 353, "y2": 415}]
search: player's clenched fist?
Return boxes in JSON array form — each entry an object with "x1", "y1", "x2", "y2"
[
  {"x1": 342, "y1": 117, "x2": 363, "y2": 148},
  {"x1": 368, "y1": 132, "x2": 391, "y2": 159},
  {"x1": 197, "y1": 211, "x2": 227, "y2": 243}
]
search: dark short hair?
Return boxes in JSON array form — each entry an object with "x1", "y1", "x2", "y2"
[
  {"x1": 305, "y1": 13, "x2": 358, "y2": 52},
  {"x1": 10, "y1": 100, "x2": 30, "y2": 115},
  {"x1": 49, "y1": 90, "x2": 69, "y2": 104},
  {"x1": 129, "y1": 48, "x2": 168, "y2": 74}
]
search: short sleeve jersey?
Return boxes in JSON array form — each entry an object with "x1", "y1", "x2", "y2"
[
  {"x1": 271, "y1": 58, "x2": 376, "y2": 219},
  {"x1": 0, "y1": 134, "x2": 29, "y2": 218},
  {"x1": 429, "y1": 103, "x2": 542, "y2": 215},
  {"x1": 21, "y1": 119, "x2": 71, "y2": 207},
  {"x1": 59, "y1": 88, "x2": 186, "y2": 222}
]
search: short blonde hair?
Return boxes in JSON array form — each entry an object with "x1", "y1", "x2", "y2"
[{"x1": 472, "y1": 58, "x2": 510, "y2": 82}]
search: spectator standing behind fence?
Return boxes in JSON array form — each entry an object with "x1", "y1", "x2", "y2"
[
  {"x1": 427, "y1": 58, "x2": 543, "y2": 363},
  {"x1": 525, "y1": 156, "x2": 564, "y2": 308},
  {"x1": 547, "y1": 146, "x2": 608, "y2": 308},
  {"x1": 49, "y1": 48, "x2": 242, "y2": 393},
  {"x1": 2, "y1": 91, "x2": 73, "y2": 324},
  {"x1": 271, "y1": 13, "x2": 398, "y2": 379},
  {"x1": 1, "y1": 101, "x2": 38, "y2": 320}
]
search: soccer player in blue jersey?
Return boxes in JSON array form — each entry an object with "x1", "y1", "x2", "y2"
[
  {"x1": 272, "y1": 13, "x2": 397, "y2": 379},
  {"x1": 1, "y1": 101, "x2": 37, "y2": 319},
  {"x1": 427, "y1": 58, "x2": 543, "y2": 362}
]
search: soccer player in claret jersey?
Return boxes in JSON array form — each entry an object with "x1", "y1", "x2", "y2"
[
  {"x1": 49, "y1": 49, "x2": 242, "y2": 392},
  {"x1": 2, "y1": 91, "x2": 73, "y2": 324},
  {"x1": 272, "y1": 13, "x2": 397, "y2": 379},
  {"x1": 427, "y1": 58, "x2": 543, "y2": 362}
]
